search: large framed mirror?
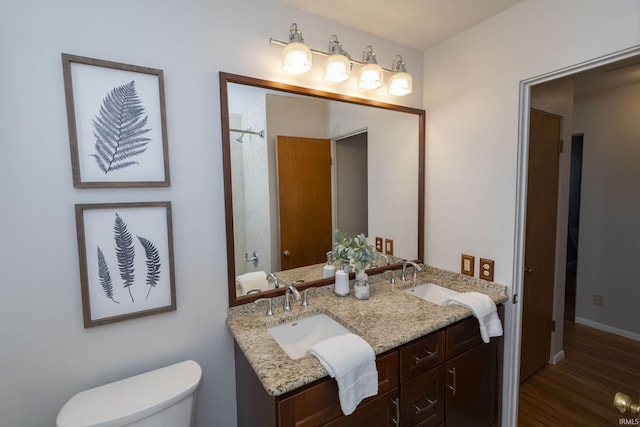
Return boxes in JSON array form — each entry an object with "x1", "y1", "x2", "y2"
[{"x1": 220, "y1": 72, "x2": 425, "y2": 306}]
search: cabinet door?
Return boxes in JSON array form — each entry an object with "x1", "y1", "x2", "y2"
[
  {"x1": 323, "y1": 389, "x2": 400, "y2": 427},
  {"x1": 445, "y1": 340, "x2": 499, "y2": 427},
  {"x1": 400, "y1": 365, "x2": 446, "y2": 427}
]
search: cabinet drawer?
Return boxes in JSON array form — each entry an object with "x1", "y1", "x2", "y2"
[
  {"x1": 400, "y1": 365, "x2": 446, "y2": 427},
  {"x1": 400, "y1": 330, "x2": 445, "y2": 382},
  {"x1": 445, "y1": 316, "x2": 483, "y2": 359},
  {"x1": 277, "y1": 351, "x2": 398, "y2": 427},
  {"x1": 323, "y1": 389, "x2": 399, "y2": 427},
  {"x1": 446, "y1": 305, "x2": 504, "y2": 359}
]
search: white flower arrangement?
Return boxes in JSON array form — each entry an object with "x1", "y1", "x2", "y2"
[{"x1": 332, "y1": 229, "x2": 377, "y2": 272}]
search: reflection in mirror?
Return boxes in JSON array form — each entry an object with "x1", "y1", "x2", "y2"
[{"x1": 220, "y1": 72, "x2": 425, "y2": 306}]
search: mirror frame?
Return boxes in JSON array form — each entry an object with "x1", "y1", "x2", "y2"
[{"x1": 219, "y1": 72, "x2": 425, "y2": 307}]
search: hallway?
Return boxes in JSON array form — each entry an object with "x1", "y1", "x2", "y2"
[{"x1": 518, "y1": 321, "x2": 640, "y2": 425}]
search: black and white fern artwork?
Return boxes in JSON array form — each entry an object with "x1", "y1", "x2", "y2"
[
  {"x1": 137, "y1": 235, "x2": 162, "y2": 299},
  {"x1": 94, "y1": 212, "x2": 164, "y2": 304},
  {"x1": 96, "y1": 246, "x2": 119, "y2": 304},
  {"x1": 91, "y1": 81, "x2": 152, "y2": 174},
  {"x1": 114, "y1": 213, "x2": 136, "y2": 302}
]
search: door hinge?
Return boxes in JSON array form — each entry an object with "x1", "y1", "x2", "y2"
[
  {"x1": 551, "y1": 320, "x2": 556, "y2": 332},
  {"x1": 558, "y1": 139, "x2": 564, "y2": 153},
  {"x1": 512, "y1": 293, "x2": 518, "y2": 304}
]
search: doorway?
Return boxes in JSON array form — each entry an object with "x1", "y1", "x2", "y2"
[
  {"x1": 508, "y1": 46, "x2": 640, "y2": 426},
  {"x1": 335, "y1": 132, "x2": 368, "y2": 237},
  {"x1": 564, "y1": 134, "x2": 583, "y2": 322}
]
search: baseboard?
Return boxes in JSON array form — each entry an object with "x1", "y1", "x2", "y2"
[
  {"x1": 551, "y1": 350, "x2": 565, "y2": 364},
  {"x1": 575, "y1": 317, "x2": 640, "y2": 342}
]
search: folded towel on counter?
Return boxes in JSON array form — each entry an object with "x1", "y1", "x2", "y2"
[
  {"x1": 236, "y1": 271, "x2": 269, "y2": 295},
  {"x1": 446, "y1": 292, "x2": 503, "y2": 343},
  {"x1": 309, "y1": 333, "x2": 378, "y2": 415}
]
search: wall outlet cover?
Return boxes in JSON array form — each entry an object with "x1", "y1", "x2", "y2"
[
  {"x1": 375, "y1": 237, "x2": 383, "y2": 253},
  {"x1": 461, "y1": 254, "x2": 475, "y2": 276},
  {"x1": 480, "y1": 258, "x2": 495, "y2": 281}
]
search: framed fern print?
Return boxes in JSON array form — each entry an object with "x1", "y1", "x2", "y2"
[
  {"x1": 75, "y1": 202, "x2": 176, "y2": 327},
  {"x1": 62, "y1": 54, "x2": 170, "y2": 187}
]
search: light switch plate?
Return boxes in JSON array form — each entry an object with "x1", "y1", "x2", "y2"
[
  {"x1": 480, "y1": 258, "x2": 495, "y2": 281},
  {"x1": 461, "y1": 254, "x2": 475, "y2": 277},
  {"x1": 385, "y1": 239, "x2": 394, "y2": 255}
]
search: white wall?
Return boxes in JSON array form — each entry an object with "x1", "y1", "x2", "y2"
[
  {"x1": 421, "y1": 0, "x2": 639, "y2": 424},
  {"x1": 0, "y1": 0, "x2": 422, "y2": 426},
  {"x1": 572, "y1": 83, "x2": 640, "y2": 337}
]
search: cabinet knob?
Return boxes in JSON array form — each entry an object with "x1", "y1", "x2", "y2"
[
  {"x1": 282, "y1": 250, "x2": 291, "y2": 258},
  {"x1": 524, "y1": 267, "x2": 535, "y2": 275}
]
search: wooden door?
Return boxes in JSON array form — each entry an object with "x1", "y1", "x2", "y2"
[
  {"x1": 276, "y1": 136, "x2": 332, "y2": 270},
  {"x1": 520, "y1": 109, "x2": 562, "y2": 382}
]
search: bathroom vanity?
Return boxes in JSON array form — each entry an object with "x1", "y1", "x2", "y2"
[{"x1": 227, "y1": 267, "x2": 507, "y2": 427}]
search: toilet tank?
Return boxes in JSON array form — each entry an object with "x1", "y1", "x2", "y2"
[{"x1": 56, "y1": 360, "x2": 202, "y2": 427}]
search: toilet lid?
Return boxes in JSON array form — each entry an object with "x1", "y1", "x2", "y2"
[{"x1": 56, "y1": 360, "x2": 202, "y2": 427}]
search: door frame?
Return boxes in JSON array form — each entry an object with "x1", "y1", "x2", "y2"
[{"x1": 506, "y1": 45, "x2": 640, "y2": 426}]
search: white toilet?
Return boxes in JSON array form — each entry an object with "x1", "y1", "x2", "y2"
[{"x1": 56, "y1": 360, "x2": 202, "y2": 427}]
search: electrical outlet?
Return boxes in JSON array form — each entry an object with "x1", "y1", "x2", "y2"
[
  {"x1": 593, "y1": 294, "x2": 604, "y2": 306},
  {"x1": 479, "y1": 258, "x2": 495, "y2": 281},
  {"x1": 385, "y1": 239, "x2": 394, "y2": 255},
  {"x1": 375, "y1": 237, "x2": 383, "y2": 252},
  {"x1": 461, "y1": 254, "x2": 475, "y2": 276}
]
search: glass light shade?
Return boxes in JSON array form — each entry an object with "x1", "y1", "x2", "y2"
[
  {"x1": 388, "y1": 71, "x2": 413, "y2": 96},
  {"x1": 282, "y1": 42, "x2": 312, "y2": 74},
  {"x1": 323, "y1": 54, "x2": 351, "y2": 82},
  {"x1": 357, "y1": 63, "x2": 383, "y2": 90}
]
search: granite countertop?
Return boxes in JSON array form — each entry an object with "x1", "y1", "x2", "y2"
[{"x1": 226, "y1": 265, "x2": 509, "y2": 397}]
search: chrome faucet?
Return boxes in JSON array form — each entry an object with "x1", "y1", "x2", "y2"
[
  {"x1": 401, "y1": 261, "x2": 423, "y2": 281},
  {"x1": 377, "y1": 252, "x2": 391, "y2": 266},
  {"x1": 268, "y1": 274, "x2": 304, "y2": 311},
  {"x1": 283, "y1": 280, "x2": 303, "y2": 311},
  {"x1": 266, "y1": 273, "x2": 288, "y2": 289}
]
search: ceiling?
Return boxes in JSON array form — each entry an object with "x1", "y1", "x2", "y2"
[
  {"x1": 279, "y1": 0, "x2": 524, "y2": 51},
  {"x1": 280, "y1": 0, "x2": 640, "y2": 95}
]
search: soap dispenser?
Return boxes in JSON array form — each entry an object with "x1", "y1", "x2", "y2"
[
  {"x1": 323, "y1": 251, "x2": 336, "y2": 278},
  {"x1": 334, "y1": 262, "x2": 349, "y2": 297}
]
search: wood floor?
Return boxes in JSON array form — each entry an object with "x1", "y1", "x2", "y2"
[{"x1": 518, "y1": 321, "x2": 640, "y2": 426}]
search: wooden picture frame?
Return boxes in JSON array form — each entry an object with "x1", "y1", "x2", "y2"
[
  {"x1": 62, "y1": 53, "x2": 170, "y2": 187},
  {"x1": 75, "y1": 202, "x2": 176, "y2": 327}
]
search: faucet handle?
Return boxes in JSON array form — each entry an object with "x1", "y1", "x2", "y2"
[
  {"x1": 301, "y1": 289, "x2": 309, "y2": 307},
  {"x1": 383, "y1": 270, "x2": 396, "y2": 285},
  {"x1": 254, "y1": 298, "x2": 273, "y2": 316}
]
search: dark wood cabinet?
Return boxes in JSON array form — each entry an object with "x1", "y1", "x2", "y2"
[
  {"x1": 234, "y1": 306, "x2": 503, "y2": 427},
  {"x1": 445, "y1": 339, "x2": 500, "y2": 426},
  {"x1": 397, "y1": 307, "x2": 504, "y2": 427}
]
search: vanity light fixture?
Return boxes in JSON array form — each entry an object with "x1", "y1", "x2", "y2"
[
  {"x1": 323, "y1": 35, "x2": 351, "y2": 83},
  {"x1": 357, "y1": 46, "x2": 383, "y2": 90},
  {"x1": 281, "y1": 23, "x2": 312, "y2": 74},
  {"x1": 270, "y1": 23, "x2": 413, "y2": 96},
  {"x1": 388, "y1": 55, "x2": 413, "y2": 96}
]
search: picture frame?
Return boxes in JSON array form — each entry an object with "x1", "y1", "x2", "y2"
[
  {"x1": 75, "y1": 202, "x2": 176, "y2": 327},
  {"x1": 62, "y1": 53, "x2": 170, "y2": 188}
]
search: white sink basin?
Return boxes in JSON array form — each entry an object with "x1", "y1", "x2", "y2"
[
  {"x1": 403, "y1": 283, "x2": 460, "y2": 306},
  {"x1": 267, "y1": 313, "x2": 350, "y2": 360}
]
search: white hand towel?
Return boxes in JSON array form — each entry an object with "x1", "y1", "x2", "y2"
[
  {"x1": 309, "y1": 333, "x2": 378, "y2": 415},
  {"x1": 447, "y1": 292, "x2": 503, "y2": 343},
  {"x1": 236, "y1": 271, "x2": 269, "y2": 295}
]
